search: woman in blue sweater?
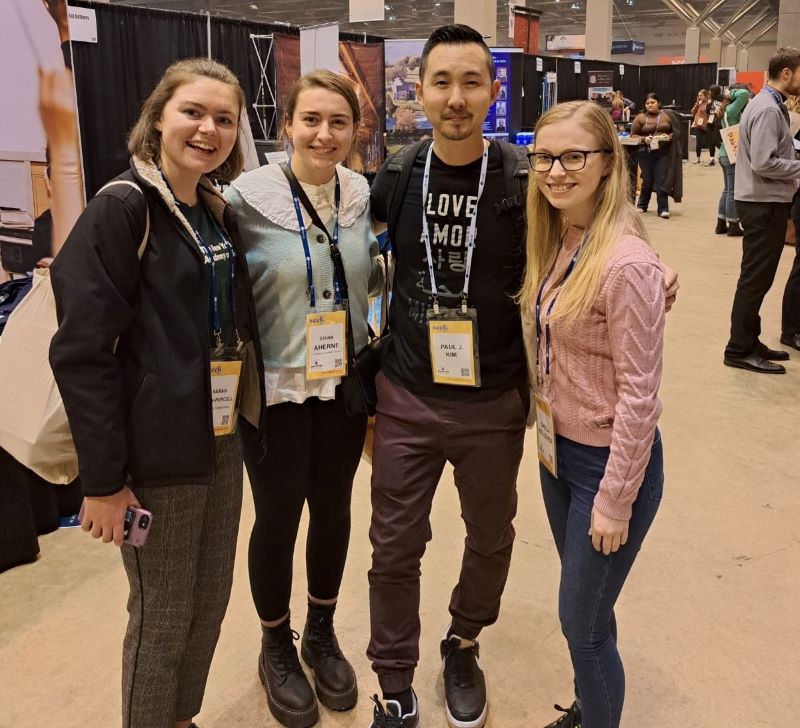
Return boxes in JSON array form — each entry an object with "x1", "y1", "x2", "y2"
[{"x1": 225, "y1": 70, "x2": 383, "y2": 728}]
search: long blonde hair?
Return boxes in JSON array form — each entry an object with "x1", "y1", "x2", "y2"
[{"x1": 518, "y1": 100, "x2": 648, "y2": 321}]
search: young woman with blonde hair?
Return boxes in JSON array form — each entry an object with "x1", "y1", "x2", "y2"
[{"x1": 520, "y1": 100, "x2": 665, "y2": 728}]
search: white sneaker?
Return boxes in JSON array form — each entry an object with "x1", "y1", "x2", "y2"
[{"x1": 659, "y1": 211, "x2": 670, "y2": 219}]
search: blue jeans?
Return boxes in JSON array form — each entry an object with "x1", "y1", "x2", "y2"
[
  {"x1": 637, "y1": 148, "x2": 670, "y2": 214},
  {"x1": 718, "y1": 157, "x2": 736, "y2": 222},
  {"x1": 539, "y1": 431, "x2": 663, "y2": 728}
]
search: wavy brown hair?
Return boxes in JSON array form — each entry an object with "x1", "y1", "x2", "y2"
[{"x1": 127, "y1": 58, "x2": 246, "y2": 182}]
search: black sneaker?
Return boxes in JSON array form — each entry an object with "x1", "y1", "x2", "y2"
[
  {"x1": 544, "y1": 702, "x2": 582, "y2": 728},
  {"x1": 369, "y1": 692, "x2": 420, "y2": 728},
  {"x1": 440, "y1": 630, "x2": 487, "y2": 728}
]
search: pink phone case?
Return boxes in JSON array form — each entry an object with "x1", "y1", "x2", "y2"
[
  {"x1": 78, "y1": 502, "x2": 153, "y2": 547},
  {"x1": 124, "y1": 507, "x2": 153, "y2": 547}
]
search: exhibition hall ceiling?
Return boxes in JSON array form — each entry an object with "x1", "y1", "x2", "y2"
[{"x1": 110, "y1": 0, "x2": 778, "y2": 41}]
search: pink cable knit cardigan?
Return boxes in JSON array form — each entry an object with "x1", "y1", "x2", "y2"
[{"x1": 523, "y1": 226, "x2": 665, "y2": 521}]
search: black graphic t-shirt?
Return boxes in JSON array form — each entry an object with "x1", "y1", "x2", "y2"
[
  {"x1": 179, "y1": 201, "x2": 237, "y2": 348},
  {"x1": 371, "y1": 141, "x2": 526, "y2": 401}
]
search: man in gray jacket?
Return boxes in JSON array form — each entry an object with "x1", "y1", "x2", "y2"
[{"x1": 724, "y1": 47, "x2": 800, "y2": 374}]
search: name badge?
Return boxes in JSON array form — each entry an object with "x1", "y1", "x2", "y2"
[
  {"x1": 305, "y1": 309, "x2": 348, "y2": 380},
  {"x1": 534, "y1": 393, "x2": 557, "y2": 477},
  {"x1": 427, "y1": 307, "x2": 481, "y2": 387},
  {"x1": 211, "y1": 357, "x2": 243, "y2": 437},
  {"x1": 649, "y1": 137, "x2": 661, "y2": 151}
]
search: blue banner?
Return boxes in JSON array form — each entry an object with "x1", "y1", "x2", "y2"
[{"x1": 611, "y1": 40, "x2": 645, "y2": 55}]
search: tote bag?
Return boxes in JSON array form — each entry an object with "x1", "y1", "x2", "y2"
[{"x1": 0, "y1": 181, "x2": 148, "y2": 483}]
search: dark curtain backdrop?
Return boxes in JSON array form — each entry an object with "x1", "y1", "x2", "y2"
[
  {"x1": 69, "y1": 1, "x2": 382, "y2": 195},
  {"x1": 521, "y1": 56, "x2": 717, "y2": 127},
  {"x1": 639, "y1": 63, "x2": 718, "y2": 111},
  {"x1": 70, "y1": 2, "x2": 206, "y2": 195}
]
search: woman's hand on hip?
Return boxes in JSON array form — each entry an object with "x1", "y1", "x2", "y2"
[
  {"x1": 80, "y1": 487, "x2": 140, "y2": 547},
  {"x1": 589, "y1": 507, "x2": 629, "y2": 555}
]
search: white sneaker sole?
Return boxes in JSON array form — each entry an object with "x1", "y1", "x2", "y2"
[{"x1": 440, "y1": 623, "x2": 488, "y2": 728}]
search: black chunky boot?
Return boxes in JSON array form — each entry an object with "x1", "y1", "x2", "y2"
[
  {"x1": 301, "y1": 602, "x2": 358, "y2": 711},
  {"x1": 259, "y1": 619, "x2": 319, "y2": 728},
  {"x1": 715, "y1": 218, "x2": 728, "y2": 235}
]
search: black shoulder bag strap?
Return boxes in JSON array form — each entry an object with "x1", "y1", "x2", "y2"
[
  {"x1": 385, "y1": 139, "x2": 430, "y2": 245},
  {"x1": 280, "y1": 162, "x2": 359, "y2": 366}
]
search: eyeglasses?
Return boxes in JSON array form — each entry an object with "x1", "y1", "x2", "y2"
[{"x1": 527, "y1": 149, "x2": 610, "y2": 172}]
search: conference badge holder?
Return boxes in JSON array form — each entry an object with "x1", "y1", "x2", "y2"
[
  {"x1": 305, "y1": 305, "x2": 348, "y2": 380},
  {"x1": 210, "y1": 339, "x2": 245, "y2": 437},
  {"x1": 534, "y1": 391, "x2": 557, "y2": 477},
  {"x1": 426, "y1": 305, "x2": 481, "y2": 387}
]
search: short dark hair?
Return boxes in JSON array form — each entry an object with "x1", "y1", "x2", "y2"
[
  {"x1": 768, "y1": 47, "x2": 800, "y2": 80},
  {"x1": 709, "y1": 84, "x2": 722, "y2": 100},
  {"x1": 419, "y1": 24, "x2": 495, "y2": 83},
  {"x1": 646, "y1": 92, "x2": 660, "y2": 106}
]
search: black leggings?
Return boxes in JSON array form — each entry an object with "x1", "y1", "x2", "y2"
[{"x1": 241, "y1": 391, "x2": 367, "y2": 621}]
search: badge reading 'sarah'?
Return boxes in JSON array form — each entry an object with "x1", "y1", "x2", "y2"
[
  {"x1": 305, "y1": 309, "x2": 348, "y2": 380},
  {"x1": 427, "y1": 310, "x2": 480, "y2": 387},
  {"x1": 211, "y1": 359, "x2": 243, "y2": 437}
]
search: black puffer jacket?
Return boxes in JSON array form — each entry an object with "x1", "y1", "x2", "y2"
[{"x1": 50, "y1": 157, "x2": 266, "y2": 497}]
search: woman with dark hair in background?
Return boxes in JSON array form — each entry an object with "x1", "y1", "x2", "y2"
[
  {"x1": 225, "y1": 69, "x2": 384, "y2": 728},
  {"x1": 49, "y1": 58, "x2": 266, "y2": 728},
  {"x1": 631, "y1": 93, "x2": 674, "y2": 218}
]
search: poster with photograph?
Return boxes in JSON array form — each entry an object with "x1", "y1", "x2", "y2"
[
  {"x1": 1, "y1": 0, "x2": 85, "y2": 283},
  {"x1": 587, "y1": 70, "x2": 615, "y2": 108},
  {"x1": 483, "y1": 50, "x2": 513, "y2": 138},
  {"x1": 385, "y1": 39, "x2": 428, "y2": 153}
]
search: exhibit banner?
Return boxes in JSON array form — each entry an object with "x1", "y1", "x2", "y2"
[
  {"x1": 484, "y1": 49, "x2": 522, "y2": 138},
  {"x1": 385, "y1": 39, "x2": 428, "y2": 152},
  {"x1": 611, "y1": 40, "x2": 645, "y2": 55},
  {"x1": 545, "y1": 34, "x2": 585, "y2": 53},
  {"x1": 300, "y1": 24, "x2": 339, "y2": 76},
  {"x1": 587, "y1": 70, "x2": 615, "y2": 107},
  {"x1": 1, "y1": 0, "x2": 85, "y2": 281}
]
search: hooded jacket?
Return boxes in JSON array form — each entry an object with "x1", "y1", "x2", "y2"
[{"x1": 49, "y1": 157, "x2": 266, "y2": 497}]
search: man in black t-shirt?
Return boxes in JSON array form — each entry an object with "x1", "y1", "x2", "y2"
[{"x1": 367, "y1": 25, "x2": 528, "y2": 728}]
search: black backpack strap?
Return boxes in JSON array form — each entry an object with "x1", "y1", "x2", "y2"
[
  {"x1": 494, "y1": 141, "x2": 529, "y2": 219},
  {"x1": 495, "y1": 142, "x2": 529, "y2": 247},
  {"x1": 385, "y1": 139, "x2": 431, "y2": 245}
]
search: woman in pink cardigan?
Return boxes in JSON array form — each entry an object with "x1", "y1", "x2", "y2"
[{"x1": 520, "y1": 100, "x2": 665, "y2": 728}]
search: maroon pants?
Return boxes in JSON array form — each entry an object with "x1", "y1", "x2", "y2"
[{"x1": 367, "y1": 373, "x2": 526, "y2": 692}]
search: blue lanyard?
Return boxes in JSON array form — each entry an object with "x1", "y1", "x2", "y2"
[
  {"x1": 158, "y1": 170, "x2": 237, "y2": 347},
  {"x1": 289, "y1": 175, "x2": 341, "y2": 309},
  {"x1": 762, "y1": 85, "x2": 785, "y2": 109},
  {"x1": 535, "y1": 243, "x2": 582, "y2": 384},
  {"x1": 192, "y1": 216, "x2": 237, "y2": 347}
]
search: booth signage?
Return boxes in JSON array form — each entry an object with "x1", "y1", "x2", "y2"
[
  {"x1": 588, "y1": 70, "x2": 614, "y2": 107},
  {"x1": 349, "y1": 0, "x2": 384, "y2": 23},
  {"x1": 484, "y1": 50, "x2": 514, "y2": 137},
  {"x1": 546, "y1": 34, "x2": 585, "y2": 52},
  {"x1": 66, "y1": 5, "x2": 98, "y2": 44},
  {"x1": 611, "y1": 40, "x2": 645, "y2": 55}
]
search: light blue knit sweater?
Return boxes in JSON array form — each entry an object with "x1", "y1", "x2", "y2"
[{"x1": 225, "y1": 164, "x2": 383, "y2": 369}]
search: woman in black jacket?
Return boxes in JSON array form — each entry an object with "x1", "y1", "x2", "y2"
[{"x1": 49, "y1": 59, "x2": 265, "y2": 728}]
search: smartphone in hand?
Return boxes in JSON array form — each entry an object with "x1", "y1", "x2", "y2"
[{"x1": 78, "y1": 502, "x2": 153, "y2": 547}]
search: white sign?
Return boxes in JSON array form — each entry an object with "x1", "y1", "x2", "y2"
[
  {"x1": 546, "y1": 71, "x2": 557, "y2": 83},
  {"x1": 574, "y1": 61, "x2": 581, "y2": 74},
  {"x1": 536, "y1": 57, "x2": 543, "y2": 72},
  {"x1": 300, "y1": 24, "x2": 339, "y2": 75},
  {"x1": 349, "y1": 0, "x2": 383, "y2": 22},
  {"x1": 67, "y1": 5, "x2": 98, "y2": 44},
  {"x1": 619, "y1": 64, "x2": 625, "y2": 75}
]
